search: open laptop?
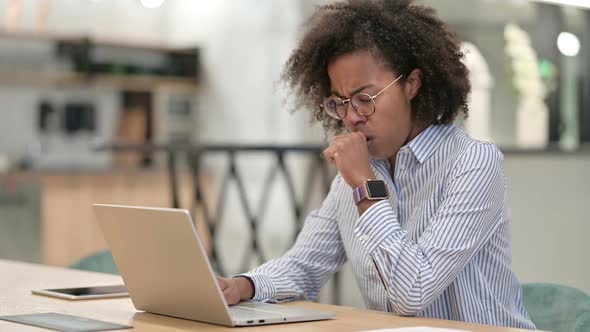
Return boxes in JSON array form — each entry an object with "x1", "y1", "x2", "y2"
[{"x1": 92, "y1": 204, "x2": 335, "y2": 327}]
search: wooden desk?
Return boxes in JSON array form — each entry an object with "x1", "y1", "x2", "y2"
[{"x1": 0, "y1": 260, "x2": 532, "y2": 331}]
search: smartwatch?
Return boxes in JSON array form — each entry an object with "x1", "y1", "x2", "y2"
[{"x1": 352, "y1": 180, "x2": 389, "y2": 205}]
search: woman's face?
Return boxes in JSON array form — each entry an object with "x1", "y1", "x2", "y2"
[{"x1": 327, "y1": 51, "x2": 423, "y2": 160}]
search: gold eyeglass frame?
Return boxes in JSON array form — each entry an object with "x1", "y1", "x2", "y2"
[{"x1": 321, "y1": 74, "x2": 404, "y2": 120}]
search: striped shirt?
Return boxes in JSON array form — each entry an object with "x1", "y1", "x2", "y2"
[{"x1": 242, "y1": 124, "x2": 535, "y2": 329}]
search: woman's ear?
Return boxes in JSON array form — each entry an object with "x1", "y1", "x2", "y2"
[{"x1": 404, "y1": 68, "x2": 422, "y2": 100}]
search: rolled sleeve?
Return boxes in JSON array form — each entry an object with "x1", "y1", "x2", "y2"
[
  {"x1": 237, "y1": 272, "x2": 277, "y2": 302},
  {"x1": 354, "y1": 200, "x2": 404, "y2": 253}
]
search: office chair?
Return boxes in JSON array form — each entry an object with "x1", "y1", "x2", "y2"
[
  {"x1": 69, "y1": 250, "x2": 119, "y2": 275},
  {"x1": 523, "y1": 282, "x2": 590, "y2": 332}
]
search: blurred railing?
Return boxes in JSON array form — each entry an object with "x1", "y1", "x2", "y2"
[{"x1": 99, "y1": 142, "x2": 341, "y2": 303}]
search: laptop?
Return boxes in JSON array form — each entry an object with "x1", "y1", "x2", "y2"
[{"x1": 92, "y1": 204, "x2": 335, "y2": 327}]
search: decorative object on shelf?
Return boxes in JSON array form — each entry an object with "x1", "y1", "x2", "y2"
[
  {"x1": 55, "y1": 39, "x2": 199, "y2": 81},
  {"x1": 3, "y1": 0, "x2": 49, "y2": 32},
  {"x1": 504, "y1": 23, "x2": 549, "y2": 149},
  {"x1": 35, "y1": 0, "x2": 50, "y2": 33},
  {"x1": 461, "y1": 41, "x2": 494, "y2": 142},
  {"x1": 4, "y1": 0, "x2": 22, "y2": 31}
]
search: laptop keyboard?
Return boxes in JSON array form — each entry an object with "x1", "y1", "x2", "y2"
[{"x1": 229, "y1": 305, "x2": 283, "y2": 319}]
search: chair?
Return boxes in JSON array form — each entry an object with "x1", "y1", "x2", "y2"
[
  {"x1": 69, "y1": 250, "x2": 119, "y2": 275},
  {"x1": 522, "y1": 282, "x2": 590, "y2": 332}
]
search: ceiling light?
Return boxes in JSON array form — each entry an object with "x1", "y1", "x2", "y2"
[
  {"x1": 139, "y1": 0, "x2": 166, "y2": 9},
  {"x1": 557, "y1": 32, "x2": 581, "y2": 56}
]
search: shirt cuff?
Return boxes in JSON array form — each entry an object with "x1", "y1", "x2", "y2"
[
  {"x1": 354, "y1": 200, "x2": 404, "y2": 253},
  {"x1": 237, "y1": 272, "x2": 276, "y2": 302}
]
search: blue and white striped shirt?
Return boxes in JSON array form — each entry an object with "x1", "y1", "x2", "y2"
[{"x1": 243, "y1": 124, "x2": 535, "y2": 329}]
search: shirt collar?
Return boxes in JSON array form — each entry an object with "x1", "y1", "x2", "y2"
[{"x1": 406, "y1": 124, "x2": 455, "y2": 164}]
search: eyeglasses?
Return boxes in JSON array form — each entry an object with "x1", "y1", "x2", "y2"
[{"x1": 321, "y1": 74, "x2": 404, "y2": 120}]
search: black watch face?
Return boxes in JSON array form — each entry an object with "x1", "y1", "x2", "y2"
[{"x1": 366, "y1": 180, "x2": 388, "y2": 198}]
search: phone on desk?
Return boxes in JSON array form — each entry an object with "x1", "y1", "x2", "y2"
[{"x1": 32, "y1": 285, "x2": 129, "y2": 300}]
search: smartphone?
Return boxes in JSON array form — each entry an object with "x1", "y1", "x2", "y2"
[{"x1": 31, "y1": 285, "x2": 129, "y2": 300}]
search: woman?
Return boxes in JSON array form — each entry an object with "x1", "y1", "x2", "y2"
[{"x1": 218, "y1": 0, "x2": 535, "y2": 329}]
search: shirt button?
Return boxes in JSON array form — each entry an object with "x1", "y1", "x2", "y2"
[{"x1": 359, "y1": 234, "x2": 369, "y2": 242}]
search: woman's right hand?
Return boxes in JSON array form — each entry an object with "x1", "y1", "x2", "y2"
[{"x1": 216, "y1": 276, "x2": 254, "y2": 305}]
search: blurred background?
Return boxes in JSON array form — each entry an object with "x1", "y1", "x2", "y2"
[{"x1": 0, "y1": 0, "x2": 588, "y2": 309}]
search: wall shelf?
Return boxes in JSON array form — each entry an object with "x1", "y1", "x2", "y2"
[
  {"x1": 0, "y1": 29, "x2": 200, "y2": 93},
  {"x1": 0, "y1": 29, "x2": 194, "y2": 54},
  {"x1": 0, "y1": 70, "x2": 198, "y2": 93}
]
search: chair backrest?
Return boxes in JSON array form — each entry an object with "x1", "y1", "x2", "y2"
[
  {"x1": 69, "y1": 250, "x2": 119, "y2": 275},
  {"x1": 523, "y1": 282, "x2": 590, "y2": 332}
]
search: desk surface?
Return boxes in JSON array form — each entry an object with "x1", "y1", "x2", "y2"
[{"x1": 0, "y1": 260, "x2": 533, "y2": 332}]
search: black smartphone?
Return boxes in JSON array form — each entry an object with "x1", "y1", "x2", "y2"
[{"x1": 31, "y1": 285, "x2": 128, "y2": 300}]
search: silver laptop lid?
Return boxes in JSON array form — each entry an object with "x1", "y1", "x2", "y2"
[{"x1": 93, "y1": 204, "x2": 234, "y2": 326}]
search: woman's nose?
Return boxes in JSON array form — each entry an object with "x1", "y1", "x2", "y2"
[{"x1": 343, "y1": 105, "x2": 367, "y2": 128}]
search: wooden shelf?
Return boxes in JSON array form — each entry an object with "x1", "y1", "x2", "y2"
[
  {"x1": 0, "y1": 70, "x2": 198, "y2": 93},
  {"x1": 0, "y1": 29, "x2": 200, "y2": 93},
  {"x1": 0, "y1": 29, "x2": 194, "y2": 54}
]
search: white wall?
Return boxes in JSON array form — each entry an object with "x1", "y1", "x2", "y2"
[
  {"x1": 164, "y1": 0, "x2": 316, "y2": 144},
  {"x1": 506, "y1": 154, "x2": 590, "y2": 294}
]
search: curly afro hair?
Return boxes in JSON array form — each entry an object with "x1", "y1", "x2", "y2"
[{"x1": 282, "y1": 0, "x2": 471, "y2": 133}]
